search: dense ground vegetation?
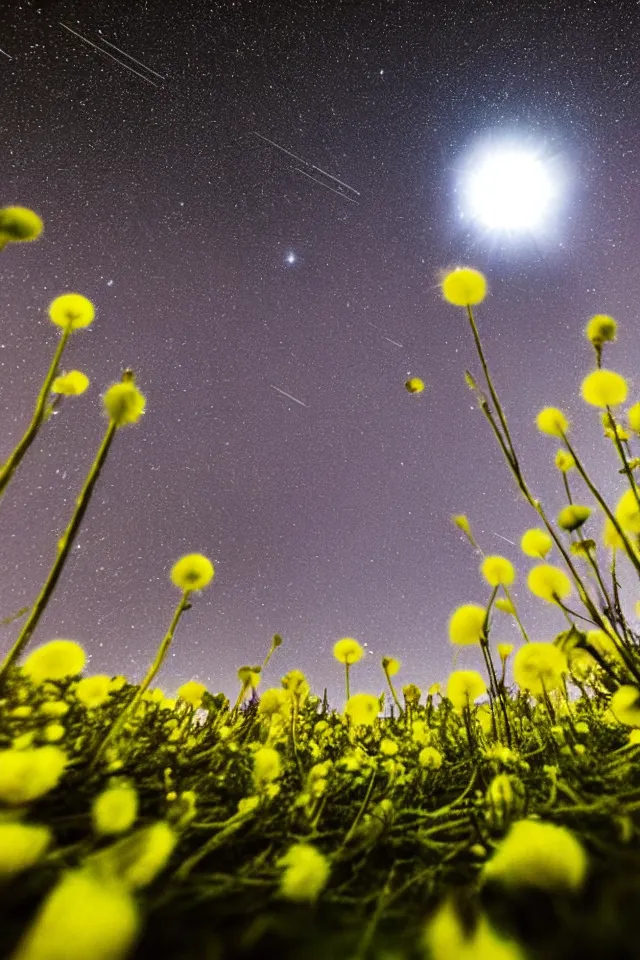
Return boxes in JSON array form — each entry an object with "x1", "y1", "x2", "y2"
[{"x1": 2, "y1": 205, "x2": 640, "y2": 959}]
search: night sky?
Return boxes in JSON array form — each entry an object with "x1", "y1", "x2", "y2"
[{"x1": 2, "y1": 0, "x2": 640, "y2": 708}]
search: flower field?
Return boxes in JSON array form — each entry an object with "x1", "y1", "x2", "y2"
[{"x1": 2, "y1": 206, "x2": 640, "y2": 959}]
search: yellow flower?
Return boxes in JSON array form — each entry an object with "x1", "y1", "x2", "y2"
[
  {"x1": 405, "y1": 376, "x2": 425, "y2": 394},
  {"x1": 258, "y1": 688, "x2": 291, "y2": 719},
  {"x1": 44, "y1": 723, "x2": 65, "y2": 743},
  {"x1": 418, "y1": 746, "x2": 443, "y2": 769},
  {"x1": 39, "y1": 700, "x2": 69, "y2": 718},
  {"x1": 423, "y1": 898, "x2": 526, "y2": 960},
  {"x1": 527, "y1": 564, "x2": 572, "y2": 604},
  {"x1": 535, "y1": 406, "x2": 569, "y2": 436},
  {"x1": 11, "y1": 868, "x2": 140, "y2": 960},
  {"x1": 581, "y1": 369, "x2": 628, "y2": 408},
  {"x1": 480, "y1": 555, "x2": 515, "y2": 587},
  {"x1": 253, "y1": 747, "x2": 282, "y2": 789},
  {"x1": 446, "y1": 670, "x2": 487, "y2": 711},
  {"x1": 170, "y1": 553, "x2": 215, "y2": 592},
  {"x1": 0, "y1": 746, "x2": 67, "y2": 805},
  {"x1": 21, "y1": 639, "x2": 86, "y2": 683},
  {"x1": 627, "y1": 402, "x2": 640, "y2": 434},
  {"x1": 441, "y1": 267, "x2": 487, "y2": 306},
  {"x1": 555, "y1": 449, "x2": 575, "y2": 472},
  {"x1": 281, "y1": 669, "x2": 310, "y2": 702},
  {"x1": 381, "y1": 656, "x2": 401, "y2": 676},
  {"x1": 177, "y1": 679, "x2": 207, "y2": 707},
  {"x1": 48, "y1": 293, "x2": 95, "y2": 331},
  {"x1": 51, "y1": 370, "x2": 90, "y2": 396},
  {"x1": 92, "y1": 783, "x2": 139, "y2": 835},
  {"x1": 278, "y1": 843, "x2": 330, "y2": 902},
  {"x1": 520, "y1": 528, "x2": 553, "y2": 559},
  {"x1": 0, "y1": 205, "x2": 44, "y2": 243},
  {"x1": 497, "y1": 643, "x2": 514, "y2": 660},
  {"x1": 333, "y1": 637, "x2": 364, "y2": 664},
  {"x1": 482, "y1": 819, "x2": 587, "y2": 893},
  {"x1": 452, "y1": 514, "x2": 472, "y2": 535},
  {"x1": 448, "y1": 604, "x2": 487, "y2": 645},
  {"x1": 614, "y1": 487, "x2": 640, "y2": 533},
  {"x1": 103, "y1": 381, "x2": 145, "y2": 426},
  {"x1": 495, "y1": 597, "x2": 515, "y2": 615},
  {"x1": 610, "y1": 686, "x2": 640, "y2": 726},
  {"x1": 513, "y1": 642, "x2": 568, "y2": 696},
  {"x1": 86, "y1": 822, "x2": 177, "y2": 891},
  {"x1": 0, "y1": 822, "x2": 51, "y2": 877},
  {"x1": 74, "y1": 675, "x2": 112, "y2": 709},
  {"x1": 380, "y1": 738, "x2": 399, "y2": 756},
  {"x1": 557, "y1": 504, "x2": 592, "y2": 532},
  {"x1": 585, "y1": 313, "x2": 617, "y2": 347},
  {"x1": 344, "y1": 693, "x2": 379, "y2": 727}
]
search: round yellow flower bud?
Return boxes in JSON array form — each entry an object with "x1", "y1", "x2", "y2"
[
  {"x1": 513, "y1": 642, "x2": 568, "y2": 696},
  {"x1": 555, "y1": 449, "x2": 575, "y2": 472},
  {"x1": 581, "y1": 369, "x2": 628, "y2": 408},
  {"x1": 0, "y1": 822, "x2": 51, "y2": 877},
  {"x1": 0, "y1": 206, "x2": 44, "y2": 243},
  {"x1": 103, "y1": 381, "x2": 146, "y2": 426},
  {"x1": 535, "y1": 406, "x2": 569, "y2": 436},
  {"x1": 405, "y1": 376, "x2": 425, "y2": 394},
  {"x1": 277, "y1": 842, "x2": 330, "y2": 903},
  {"x1": 253, "y1": 747, "x2": 282, "y2": 788},
  {"x1": 74, "y1": 675, "x2": 112, "y2": 709},
  {"x1": 48, "y1": 293, "x2": 95, "y2": 331},
  {"x1": 481, "y1": 555, "x2": 516, "y2": 587},
  {"x1": 0, "y1": 745, "x2": 68, "y2": 805},
  {"x1": 170, "y1": 553, "x2": 215, "y2": 592},
  {"x1": 92, "y1": 783, "x2": 139, "y2": 835},
  {"x1": 627, "y1": 402, "x2": 640, "y2": 434},
  {"x1": 557, "y1": 504, "x2": 592, "y2": 533},
  {"x1": 333, "y1": 637, "x2": 364, "y2": 665},
  {"x1": 448, "y1": 603, "x2": 486, "y2": 645},
  {"x1": 585, "y1": 314, "x2": 616, "y2": 347},
  {"x1": 527, "y1": 564, "x2": 572, "y2": 604},
  {"x1": 497, "y1": 643, "x2": 514, "y2": 660},
  {"x1": 177, "y1": 679, "x2": 207, "y2": 707},
  {"x1": 51, "y1": 370, "x2": 90, "y2": 396},
  {"x1": 441, "y1": 267, "x2": 487, "y2": 306},
  {"x1": 446, "y1": 670, "x2": 487, "y2": 711},
  {"x1": 483, "y1": 818, "x2": 587, "y2": 893},
  {"x1": 22, "y1": 639, "x2": 86, "y2": 683},
  {"x1": 610, "y1": 685, "x2": 640, "y2": 726},
  {"x1": 520, "y1": 528, "x2": 553, "y2": 559},
  {"x1": 381, "y1": 656, "x2": 401, "y2": 676},
  {"x1": 344, "y1": 692, "x2": 379, "y2": 726},
  {"x1": 418, "y1": 746, "x2": 443, "y2": 769}
]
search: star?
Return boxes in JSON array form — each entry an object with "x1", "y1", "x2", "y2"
[{"x1": 285, "y1": 252, "x2": 296, "y2": 265}]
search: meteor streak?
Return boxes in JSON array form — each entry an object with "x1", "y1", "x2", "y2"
[{"x1": 270, "y1": 385, "x2": 308, "y2": 407}]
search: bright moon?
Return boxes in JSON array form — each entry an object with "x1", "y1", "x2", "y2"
[{"x1": 460, "y1": 145, "x2": 559, "y2": 233}]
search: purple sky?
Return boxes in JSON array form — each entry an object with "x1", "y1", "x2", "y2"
[{"x1": 1, "y1": 0, "x2": 639, "y2": 707}]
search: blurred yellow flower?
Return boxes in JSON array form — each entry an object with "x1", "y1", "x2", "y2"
[
  {"x1": 554, "y1": 449, "x2": 575, "y2": 472},
  {"x1": 557, "y1": 504, "x2": 592, "y2": 532},
  {"x1": 51, "y1": 370, "x2": 90, "y2": 396},
  {"x1": 22, "y1": 639, "x2": 86, "y2": 683},
  {"x1": 0, "y1": 745, "x2": 67, "y2": 806},
  {"x1": 170, "y1": 553, "x2": 215, "y2": 592},
  {"x1": 418, "y1": 746, "x2": 443, "y2": 769},
  {"x1": 448, "y1": 603, "x2": 487, "y2": 645},
  {"x1": 381, "y1": 656, "x2": 401, "y2": 676},
  {"x1": 627, "y1": 402, "x2": 640, "y2": 434},
  {"x1": 585, "y1": 313, "x2": 616, "y2": 347},
  {"x1": 520, "y1": 528, "x2": 553, "y2": 559},
  {"x1": 0, "y1": 822, "x2": 51, "y2": 878},
  {"x1": 482, "y1": 818, "x2": 587, "y2": 893},
  {"x1": 535, "y1": 406, "x2": 569, "y2": 436},
  {"x1": 103, "y1": 381, "x2": 145, "y2": 426},
  {"x1": 333, "y1": 637, "x2": 364, "y2": 664},
  {"x1": 495, "y1": 597, "x2": 515, "y2": 615},
  {"x1": 441, "y1": 267, "x2": 487, "y2": 306},
  {"x1": 481, "y1": 555, "x2": 516, "y2": 587},
  {"x1": 177, "y1": 680, "x2": 207, "y2": 707},
  {"x1": 446, "y1": 670, "x2": 487, "y2": 711},
  {"x1": 253, "y1": 747, "x2": 282, "y2": 788},
  {"x1": 75, "y1": 675, "x2": 112, "y2": 709},
  {"x1": 278, "y1": 842, "x2": 330, "y2": 903},
  {"x1": 610, "y1": 686, "x2": 640, "y2": 727},
  {"x1": 527, "y1": 564, "x2": 572, "y2": 604},
  {"x1": 0, "y1": 205, "x2": 44, "y2": 243},
  {"x1": 614, "y1": 487, "x2": 640, "y2": 533},
  {"x1": 92, "y1": 783, "x2": 139, "y2": 836},
  {"x1": 345, "y1": 693, "x2": 379, "y2": 727},
  {"x1": 581, "y1": 369, "x2": 628, "y2": 408},
  {"x1": 405, "y1": 376, "x2": 425, "y2": 394},
  {"x1": 48, "y1": 293, "x2": 95, "y2": 331},
  {"x1": 513, "y1": 642, "x2": 567, "y2": 696},
  {"x1": 423, "y1": 898, "x2": 526, "y2": 960}
]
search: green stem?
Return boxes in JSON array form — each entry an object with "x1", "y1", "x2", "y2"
[
  {"x1": 90, "y1": 590, "x2": 192, "y2": 769},
  {"x1": 0, "y1": 323, "x2": 72, "y2": 498},
  {"x1": 0, "y1": 418, "x2": 117, "y2": 690}
]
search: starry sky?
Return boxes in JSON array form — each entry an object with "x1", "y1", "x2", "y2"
[{"x1": 1, "y1": 0, "x2": 640, "y2": 708}]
